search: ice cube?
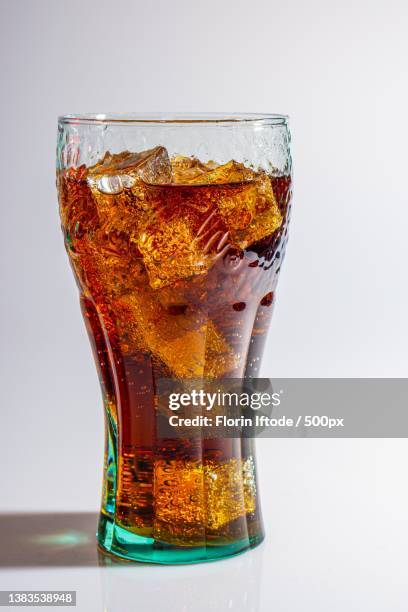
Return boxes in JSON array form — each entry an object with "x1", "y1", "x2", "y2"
[
  {"x1": 137, "y1": 186, "x2": 228, "y2": 289},
  {"x1": 218, "y1": 175, "x2": 282, "y2": 246},
  {"x1": 89, "y1": 146, "x2": 172, "y2": 184},
  {"x1": 95, "y1": 174, "x2": 124, "y2": 195},
  {"x1": 138, "y1": 215, "x2": 211, "y2": 289},
  {"x1": 153, "y1": 457, "x2": 256, "y2": 541},
  {"x1": 95, "y1": 174, "x2": 136, "y2": 195},
  {"x1": 171, "y1": 155, "x2": 218, "y2": 184},
  {"x1": 114, "y1": 287, "x2": 236, "y2": 378},
  {"x1": 87, "y1": 146, "x2": 172, "y2": 206},
  {"x1": 136, "y1": 162, "x2": 281, "y2": 289},
  {"x1": 189, "y1": 160, "x2": 254, "y2": 185},
  {"x1": 191, "y1": 161, "x2": 283, "y2": 247},
  {"x1": 86, "y1": 146, "x2": 172, "y2": 243}
]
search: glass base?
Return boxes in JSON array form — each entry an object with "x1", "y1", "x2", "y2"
[{"x1": 97, "y1": 513, "x2": 265, "y2": 565}]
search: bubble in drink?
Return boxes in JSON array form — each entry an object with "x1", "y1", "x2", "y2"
[
  {"x1": 138, "y1": 206, "x2": 218, "y2": 289},
  {"x1": 153, "y1": 456, "x2": 256, "y2": 543}
]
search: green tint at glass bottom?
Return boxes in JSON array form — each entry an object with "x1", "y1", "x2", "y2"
[{"x1": 97, "y1": 513, "x2": 265, "y2": 565}]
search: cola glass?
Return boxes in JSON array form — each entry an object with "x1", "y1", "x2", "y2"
[{"x1": 57, "y1": 114, "x2": 292, "y2": 564}]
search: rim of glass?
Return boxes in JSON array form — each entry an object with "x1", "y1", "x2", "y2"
[{"x1": 58, "y1": 113, "x2": 289, "y2": 126}]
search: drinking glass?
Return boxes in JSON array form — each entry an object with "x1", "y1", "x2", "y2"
[{"x1": 56, "y1": 113, "x2": 292, "y2": 564}]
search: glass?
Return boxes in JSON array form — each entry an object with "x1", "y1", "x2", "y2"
[{"x1": 56, "y1": 113, "x2": 292, "y2": 564}]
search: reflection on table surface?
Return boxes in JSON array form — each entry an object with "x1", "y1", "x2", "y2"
[
  {"x1": 98, "y1": 546, "x2": 264, "y2": 612},
  {"x1": 0, "y1": 512, "x2": 264, "y2": 612}
]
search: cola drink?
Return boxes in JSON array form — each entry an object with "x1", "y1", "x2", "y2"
[{"x1": 57, "y1": 115, "x2": 292, "y2": 564}]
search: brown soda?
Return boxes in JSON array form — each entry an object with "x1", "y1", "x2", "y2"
[{"x1": 57, "y1": 149, "x2": 292, "y2": 545}]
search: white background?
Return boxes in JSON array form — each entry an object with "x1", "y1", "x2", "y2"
[{"x1": 0, "y1": 0, "x2": 407, "y2": 610}]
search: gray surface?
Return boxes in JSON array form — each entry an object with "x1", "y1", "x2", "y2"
[
  {"x1": 0, "y1": 440, "x2": 407, "y2": 611},
  {"x1": 0, "y1": 0, "x2": 407, "y2": 609}
]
